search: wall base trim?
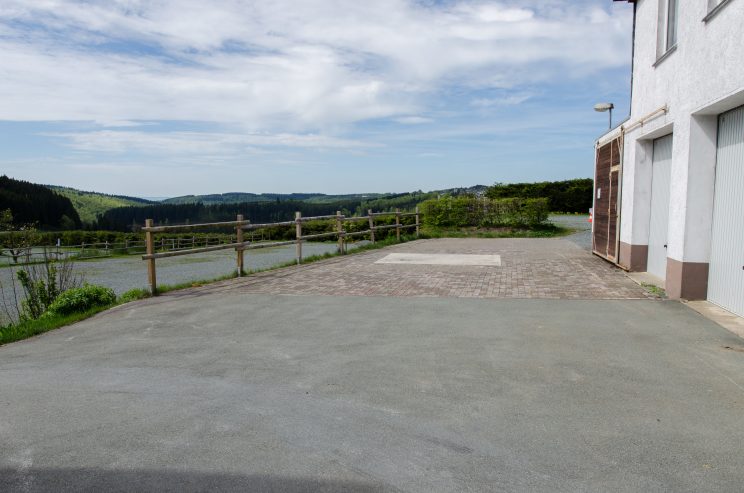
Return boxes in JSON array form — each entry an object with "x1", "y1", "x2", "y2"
[
  {"x1": 665, "y1": 259, "x2": 709, "y2": 300},
  {"x1": 619, "y1": 242, "x2": 648, "y2": 271}
]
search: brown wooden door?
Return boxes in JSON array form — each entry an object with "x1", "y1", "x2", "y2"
[{"x1": 593, "y1": 136, "x2": 622, "y2": 261}]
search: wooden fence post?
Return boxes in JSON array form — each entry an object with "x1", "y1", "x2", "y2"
[
  {"x1": 395, "y1": 208, "x2": 401, "y2": 241},
  {"x1": 295, "y1": 211, "x2": 302, "y2": 264},
  {"x1": 415, "y1": 206, "x2": 420, "y2": 238},
  {"x1": 236, "y1": 214, "x2": 244, "y2": 277},
  {"x1": 368, "y1": 209, "x2": 375, "y2": 243},
  {"x1": 145, "y1": 218, "x2": 157, "y2": 294},
  {"x1": 336, "y1": 211, "x2": 344, "y2": 254}
]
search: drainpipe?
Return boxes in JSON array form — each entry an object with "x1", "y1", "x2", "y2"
[
  {"x1": 615, "y1": 3, "x2": 637, "y2": 270},
  {"x1": 629, "y1": 2, "x2": 637, "y2": 107}
]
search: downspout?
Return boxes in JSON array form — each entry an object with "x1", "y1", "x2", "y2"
[
  {"x1": 629, "y1": 2, "x2": 637, "y2": 106},
  {"x1": 615, "y1": 2, "x2": 637, "y2": 269}
]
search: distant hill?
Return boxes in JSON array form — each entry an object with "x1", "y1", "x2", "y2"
[
  {"x1": 161, "y1": 192, "x2": 387, "y2": 205},
  {"x1": 48, "y1": 186, "x2": 152, "y2": 225},
  {"x1": 96, "y1": 186, "x2": 491, "y2": 231},
  {"x1": 0, "y1": 176, "x2": 82, "y2": 229}
]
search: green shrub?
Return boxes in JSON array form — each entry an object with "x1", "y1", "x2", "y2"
[
  {"x1": 46, "y1": 284, "x2": 116, "y2": 316},
  {"x1": 420, "y1": 196, "x2": 549, "y2": 228},
  {"x1": 485, "y1": 178, "x2": 593, "y2": 213},
  {"x1": 119, "y1": 288, "x2": 150, "y2": 303}
]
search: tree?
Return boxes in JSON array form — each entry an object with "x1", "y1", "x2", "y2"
[{"x1": 0, "y1": 209, "x2": 38, "y2": 264}]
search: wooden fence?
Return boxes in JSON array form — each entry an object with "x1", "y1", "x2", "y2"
[
  {"x1": 0, "y1": 236, "x2": 267, "y2": 266},
  {"x1": 141, "y1": 208, "x2": 420, "y2": 294}
]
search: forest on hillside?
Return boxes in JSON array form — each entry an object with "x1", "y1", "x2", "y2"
[
  {"x1": 0, "y1": 176, "x2": 592, "y2": 232},
  {"x1": 96, "y1": 200, "x2": 361, "y2": 231},
  {"x1": 96, "y1": 190, "x2": 452, "y2": 231},
  {"x1": 49, "y1": 186, "x2": 152, "y2": 224},
  {"x1": 0, "y1": 176, "x2": 81, "y2": 229}
]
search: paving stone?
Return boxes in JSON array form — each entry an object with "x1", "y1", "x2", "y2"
[{"x1": 205, "y1": 238, "x2": 651, "y2": 300}]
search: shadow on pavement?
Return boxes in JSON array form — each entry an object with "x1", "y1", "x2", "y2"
[{"x1": 0, "y1": 468, "x2": 388, "y2": 493}]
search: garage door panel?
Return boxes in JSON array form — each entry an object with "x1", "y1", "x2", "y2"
[
  {"x1": 709, "y1": 106, "x2": 744, "y2": 317},
  {"x1": 648, "y1": 135, "x2": 673, "y2": 281}
]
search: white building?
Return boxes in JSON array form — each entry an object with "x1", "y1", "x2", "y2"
[{"x1": 593, "y1": 0, "x2": 744, "y2": 317}]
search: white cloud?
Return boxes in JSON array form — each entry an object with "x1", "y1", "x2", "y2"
[
  {"x1": 46, "y1": 130, "x2": 377, "y2": 154},
  {"x1": 0, "y1": 0, "x2": 632, "y2": 130},
  {"x1": 470, "y1": 93, "x2": 533, "y2": 108},
  {"x1": 394, "y1": 116, "x2": 433, "y2": 125}
]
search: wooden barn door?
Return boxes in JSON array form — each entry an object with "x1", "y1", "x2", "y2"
[{"x1": 592, "y1": 136, "x2": 622, "y2": 262}]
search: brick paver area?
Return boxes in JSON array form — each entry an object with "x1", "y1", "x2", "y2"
[{"x1": 208, "y1": 238, "x2": 651, "y2": 299}]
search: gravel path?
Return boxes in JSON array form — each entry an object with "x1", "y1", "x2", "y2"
[{"x1": 550, "y1": 214, "x2": 591, "y2": 250}]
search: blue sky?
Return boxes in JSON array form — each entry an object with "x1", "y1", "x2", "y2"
[{"x1": 0, "y1": 0, "x2": 633, "y2": 197}]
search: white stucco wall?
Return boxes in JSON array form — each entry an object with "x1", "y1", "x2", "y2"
[{"x1": 615, "y1": 0, "x2": 744, "y2": 264}]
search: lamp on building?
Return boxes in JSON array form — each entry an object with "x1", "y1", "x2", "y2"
[{"x1": 594, "y1": 102, "x2": 615, "y2": 129}]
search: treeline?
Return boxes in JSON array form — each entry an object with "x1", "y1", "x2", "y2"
[
  {"x1": 0, "y1": 175, "x2": 82, "y2": 229},
  {"x1": 162, "y1": 192, "x2": 327, "y2": 205},
  {"x1": 96, "y1": 193, "x2": 439, "y2": 231},
  {"x1": 420, "y1": 196, "x2": 549, "y2": 228},
  {"x1": 96, "y1": 200, "x2": 363, "y2": 231},
  {"x1": 485, "y1": 179, "x2": 592, "y2": 213},
  {"x1": 358, "y1": 191, "x2": 437, "y2": 214}
]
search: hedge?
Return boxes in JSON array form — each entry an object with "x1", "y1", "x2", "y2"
[{"x1": 420, "y1": 196, "x2": 549, "y2": 228}]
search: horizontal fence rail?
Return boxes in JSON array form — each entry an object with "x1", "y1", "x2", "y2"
[
  {"x1": 0, "y1": 235, "x2": 266, "y2": 266},
  {"x1": 140, "y1": 208, "x2": 420, "y2": 294}
]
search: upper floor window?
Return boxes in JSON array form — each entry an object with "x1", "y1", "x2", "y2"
[
  {"x1": 657, "y1": 0, "x2": 678, "y2": 59},
  {"x1": 665, "y1": 0, "x2": 678, "y2": 50}
]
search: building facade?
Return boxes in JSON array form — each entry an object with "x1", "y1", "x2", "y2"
[{"x1": 594, "y1": 0, "x2": 744, "y2": 316}]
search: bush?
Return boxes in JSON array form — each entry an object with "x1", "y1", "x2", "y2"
[
  {"x1": 485, "y1": 179, "x2": 593, "y2": 213},
  {"x1": 119, "y1": 288, "x2": 150, "y2": 303},
  {"x1": 420, "y1": 196, "x2": 549, "y2": 228},
  {"x1": 46, "y1": 284, "x2": 116, "y2": 316}
]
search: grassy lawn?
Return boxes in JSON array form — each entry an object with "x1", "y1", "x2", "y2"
[{"x1": 0, "y1": 304, "x2": 117, "y2": 345}]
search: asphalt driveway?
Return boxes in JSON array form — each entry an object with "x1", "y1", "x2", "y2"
[{"x1": 1, "y1": 239, "x2": 743, "y2": 492}]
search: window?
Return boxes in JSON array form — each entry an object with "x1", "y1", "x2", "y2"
[
  {"x1": 656, "y1": 0, "x2": 678, "y2": 61},
  {"x1": 665, "y1": 0, "x2": 678, "y2": 49}
]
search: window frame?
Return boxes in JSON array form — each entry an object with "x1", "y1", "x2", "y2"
[
  {"x1": 655, "y1": 0, "x2": 679, "y2": 65},
  {"x1": 704, "y1": 0, "x2": 734, "y2": 22},
  {"x1": 665, "y1": 0, "x2": 678, "y2": 50}
]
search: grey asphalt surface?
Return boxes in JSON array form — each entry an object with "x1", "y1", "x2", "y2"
[{"x1": 2, "y1": 291, "x2": 744, "y2": 492}]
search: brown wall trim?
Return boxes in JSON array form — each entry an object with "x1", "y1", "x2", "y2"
[
  {"x1": 619, "y1": 242, "x2": 648, "y2": 271},
  {"x1": 665, "y1": 259, "x2": 709, "y2": 300}
]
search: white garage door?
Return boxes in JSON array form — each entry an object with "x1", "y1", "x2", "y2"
[
  {"x1": 647, "y1": 134, "x2": 673, "y2": 281},
  {"x1": 708, "y1": 106, "x2": 744, "y2": 317}
]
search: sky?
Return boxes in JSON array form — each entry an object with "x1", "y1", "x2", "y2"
[{"x1": 0, "y1": 0, "x2": 634, "y2": 197}]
